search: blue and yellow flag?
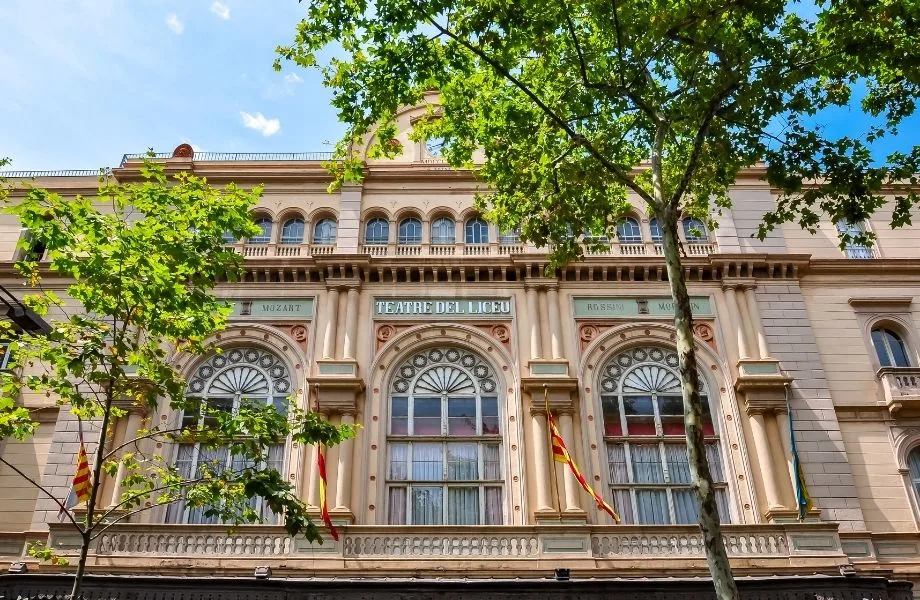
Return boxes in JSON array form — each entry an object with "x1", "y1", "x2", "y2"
[{"x1": 786, "y1": 386, "x2": 813, "y2": 520}]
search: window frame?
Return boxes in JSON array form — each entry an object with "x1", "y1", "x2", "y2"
[
  {"x1": 616, "y1": 217, "x2": 643, "y2": 244},
  {"x1": 682, "y1": 218, "x2": 708, "y2": 243},
  {"x1": 872, "y1": 326, "x2": 912, "y2": 368},
  {"x1": 465, "y1": 217, "x2": 490, "y2": 245},
  {"x1": 365, "y1": 217, "x2": 390, "y2": 245},
  {"x1": 279, "y1": 218, "x2": 305, "y2": 245},
  {"x1": 312, "y1": 218, "x2": 338, "y2": 245},
  {"x1": 649, "y1": 218, "x2": 663, "y2": 243},
  {"x1": 249, "y1": 217, "x2": 273, "y2": 244},
  {"x1": 430, "y1": 217, "x2": 456, "y2": 245},
  {"x1": 398, "y1": 218, "x2": 423, "y2": 245}
]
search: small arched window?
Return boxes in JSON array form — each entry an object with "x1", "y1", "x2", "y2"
[
  {"x1": 617, "y1": 218, "x2": 642, "y2": 244},
  {"x1": 431, "y1": 217, "x2": 455, "y2": 245},
  {"x1": 313, "y1": 218, "x2": 337, "y2": 245},
  {"x1": 682, "y1": 218, "x2": 707, "y2": 242},
  {"x1": 365, "y1": 217, "x2": 390, "y2": 244},
  {"x1": 908, "y1": 447, "x2": 920, "y2": 507},
  {"x1": 398, "y1": 218, "x2": 423, "y2": 245},
  {"x1": 837, "y1": 220, "x2": 873, "y2": 259},
  {"x1": 466, "y1": 217, "x2": 489, "y2": 245},
  {"x1": 280, "y1": 218, "x2": 305, "y2": 245},
  {"x1": 871, "y1": 327, "x2": 911, "y2": 368},
  {"x1": 250, "y1": 217, "x2": 272, "y2": 244},
  {"x1": 649, "y1": 218, "x2": 663, "y2": 243}
]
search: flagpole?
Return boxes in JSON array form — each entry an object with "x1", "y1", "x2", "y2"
[{"x1": 544, "y1": 385, "x2": 562, "y2": 520}]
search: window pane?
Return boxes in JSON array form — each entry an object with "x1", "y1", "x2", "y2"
[
  {"x1": 872, "y1": 329, "x2": 892, "y2": 366},
  {"x1": 391, "y1": 397, "x2": 408, "y2": 435},
  {"x1": 611, "y1": 489, "x2": 634, "y2": 524},
  {"x1": 715, "y1": 487, "x2": 731, "y2": 524},
  {"x1": 413, "y1": 397, "x2": 441, "y2": 435},
  {"x1": 466, "y1": 218, "x2": 489, "y2": 244},
  {"x1": 683, "y1": 218, "x2": 707, "y2": 241},
  {"x1": 664, "y1": 444, "x2": 691, "y2": 484},
  {"x1": 630, "y1": 444, "x2": 664, "y2": 483},
  {"x1": 411, "y1": 443, "x2": 443, "y2": 480},
  {"x1": 483, "y1": 444, "x2": 501, "y2": 479},
  {"x1": 606, "y1": 443, "x2": 629, "y2": 484},
  {"x1": 431, "y1": 218, "x2": 455, "y2": 244},
  {"x1": 448, "y1": 397, "x2": 477, "y2": 436},
  {"x1": 673, "y1": 488, "x2": 699, "y2": 524},
  {"x1": 706, "y1": 443, "x2": 725, "y2": 482},
  {"x1": 484, "y1": 487, "x2": 503, "y2": 525},
  {"x1": 313, "y1": 219, "x2": 337, "y2": 244},
  {"x1": 885, "y1": 330, "x2": 911, "y2": 367},
  {"x1": 658, "y1": 396, "x2": 685, "y2": 436},
  {"x1": 399, "y1": 218, "x2": 422, "y2": 244},
  {"x1": 636, "y1": 489, "x2": 670, "y2": 524},
  {"x1": 481, "y1": 396, "x2": 499, "y2": 434},
  {"x1": 617, "y1": 218, "x2": 642, "y2": 243},
  {"x1": 280, "y1": 219, "x2": 304, "y2": 244},
  {"x1": 250, "y1": 218, "x2": 272, "y2": 243},
  {"x1": 601, "y1": 396, "x2": 622, "y2": 436},
  {"x1": 624, "y1": 396, "x2": 655, "y2": 435},
  {"x1": 908, "y1": 448, "x2": 920, "y2": 482},
  {"x1": 411, "y1": 486, "x2": 443, "y2": 524},
  {"x1": 366, "y1": 218, "x2": 389, "y2": 244},
  {"x1": 388, "y1": 487, "x2": 407, "y2": 524},
  {"x1": 389, "y1": 443, "x2": 408, "y2": 480},
  {"x1": 447, "y1": 443, "x2": 478, "y2": 480},
  {"x1": 649, "y1": 218, "x2": 663, "y2": 242},
  {"x1": 447, "y1": 487, "x2": 479, "y2": 525}
]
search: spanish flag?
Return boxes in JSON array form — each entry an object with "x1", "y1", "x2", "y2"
[
  {"x1": 549, "y1": 414, "x2": 620, "y2": 522},
  {"x1": 316, "y1": 445, "x2": 339, "y2": 541}
]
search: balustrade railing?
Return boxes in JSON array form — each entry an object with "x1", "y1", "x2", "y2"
[{"x1": 878, "y1": 367, "x2": 920, "y2": 415}]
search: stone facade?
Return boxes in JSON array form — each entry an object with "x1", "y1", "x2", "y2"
[{"x1": 2, "y1": 102, "x2": 920, "y2": 595}]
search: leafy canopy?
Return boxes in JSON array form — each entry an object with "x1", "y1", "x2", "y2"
[{"x1": 278, "y1": 0, "x2": 920, "y2": 254}]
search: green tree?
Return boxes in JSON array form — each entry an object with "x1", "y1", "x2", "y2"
[
  {"x1": 0, "y1": 161, "x2": 355, "y2": 600},
  {"x1": 277, "y1": 1, "x2": 919, "y2": 598}
]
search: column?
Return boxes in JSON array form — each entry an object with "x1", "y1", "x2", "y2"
[
  {"x1": 743, "y1": 286, "x2": 771, "y2": 359},
  {"x1": 322, "y1": 287, "x2": 340, "y2": 359},
  {"x1": 530, "y1": 410, "x2": 553, "y2": 511},
  {"x1": 334, "y1": 412, "x2": 356, "y2": 512},
  {"x1": 546, "y1": 287, "x2": 564, "y2": 360},
  {"x1": 526, "y1": 287, "x2": 543, "y2": 360},
  {"x1": 749, "y1": 411, "x2": 783, "y2": 510},
  {"x1": 342, "y1": 287, "x2": 360, "y2": 360},
  {"x1": 304, "y1": 443, "x2": 320, "y2": 508},
  {"x1": 723, "y1": 285, "x2": 751, "y2": 360},
  {"x1": 558, "y1": 411, "x2": 582, "y2": 512},
  {"x1": 108, "y1": 410, "x2": 144, "y2": 508}
]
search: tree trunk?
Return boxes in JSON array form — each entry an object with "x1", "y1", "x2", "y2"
[
  {"x1": 660, "y1": 213, "x2": 739, "y2": 600},
  {"x1": 70, "y1": 531, "x2": 91, "y2": 599}
]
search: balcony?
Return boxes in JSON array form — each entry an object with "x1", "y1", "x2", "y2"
[{"x1": 878, "y1": 367, "x2": 920, "y2": 416}]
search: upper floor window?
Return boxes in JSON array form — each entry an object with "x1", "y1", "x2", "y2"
[
  {"x1": 280, "y1": 218, "x2": 305, "y2": 245},
  {"x1": 649, "y1": 218, "x2": 663, "y2": 243},
  {"x1": 431, "y1": 217, "x2": 455, "y2": 245},
  {"x1": 498, "y1": 229, "x2": 521, "y2": 245},
  {"x1": 221, "y1": 231, "x2": 237, "y2": 244},
  {"x1": 398, "y1": 218, "x2": 423, "y2": 245},
  {"x1": 167, "y1": 347, "x2": 291, "y2": 525},
  {"x1": 837, "y1": 220, "x2": 874, "y2": 259},
  {"x1": 313, "y1": 218, "x2": 337, "y2": 245},
  {"x1": 465, "y1": 218, "x2": 489, "y2": 245},
  {"x1": 16, "y1": 230, "x2": 47, "y2": 262},
  {"x1": 600, "y1": 346, "x2": 730, "y2": 525},
  {"x1": 872, "y1": 327, "x2": 911, "y2": 368},
  {"x1": 908, "y1": 447, "x2": 920, "y2": 509},
  {"x1": 617, "y1": 218, "x2": 642, "y2": 244},
  {"x1": 682, "y1": 218, "x2": 707, "y2": 242},
  {"x1": 387, "y1": 347, "x2": 502, "y2": 526},
  {"x1": 365, "y1": 217, "x2": 390, "y2": 244},
  {"x1": 250, "y1": 218, "x2": 272, "y2": 244}
]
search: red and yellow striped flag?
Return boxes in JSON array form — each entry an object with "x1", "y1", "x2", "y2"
[
  {"x1": 549, "y1": 414, "x2": 620, "y2": 522},
  {"x1": 316, "y1": 445, "x2": 339, "y2": 541},
  {"x1": 72, "y1": 438, "x2": 92, "y2": 505}
]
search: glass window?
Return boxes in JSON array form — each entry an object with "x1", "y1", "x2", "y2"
[
  {"x1": 431, "y1": 218, "x2": 455, "y2": 245},
  {"x1": 398, "y1": 218, "x2": 423, "y2": 244},
  {"x1": 617, "y1": 218, "x2": 642, "y2": 244},
  {"x1": 280, "y1": 218, "x2": 305, "y2": 244},
  {"x1": 313, "y1": 218, "x2": 337, "y2": 245},
  {"x1": 465, "y1": 218, "x2": 489, "y2": 244},
  {"x1": 498, "y1": 229, "x2": 521, "y2": 245},
  {"x1": 836, "y1": 220, "x2": 874, "y2": 259},
  {"x1": 649, "y1": 218, "x2": 663, "y2": 243},
  {"x1": 365, "y1": 217, "x2": 390, "y2": 244},
  {"x1": 166, "y1": 347, "x2": 291, "y2": 525},
  {"x1": 387, "y1": 347, "x2": 503, "y2": 525},
  {"x1": 250, "y1": 217, "x2": 272, "y2": 244},
  {"x1": 908, "y1": 447, "x2": 920, "y2": 508},
  {"x1": 600, "y1": 346, "x2": 729, "y2": 525},
  {"x1": 682, "y1": 218, "x2": 707, "y2": 242},
  {"x1": 221, "y1": 231, "x2": 237, "y2": 244},
  {"x1": 872, "y1": 327, "x2": 911, "y2": 368}
]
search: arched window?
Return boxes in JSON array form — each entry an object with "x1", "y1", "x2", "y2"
[
  {"x1": 908, "y1": 447, "x2": 920, "y2": 507},
  {"x1": 872, "y1": 327, "x2": 911, "y2": 368},
  {"x1": 600, "y1": 346, "x2": 729, "y2": 525},
  {"x1": 499, "y1": 228, "x2": 521, "y2": 244},
  {"x1": 617, "y1": 217, "x2": 642, "y2": 244},
  {"x1": 465, "y1": 217, "x2": 489, "y2": 245},
  {"x1": 365, "y1": 217, "x2": 390, "y2": 244},
  {"x1": 431, "y1": 217, "x2": 455, "y2": 245},
  {"x1": 221, "y1": 231, "x2": 237, "y2": 244},
  {"x1": 398, "y1": 218, "x2": 423, "y2": 245},
  {"x1": 280, "y1": 218, "x2": 305, "y2": 244},
  {"x1": 250, "y1": 217, "x2": 272, "y2": 244},
  {"x1": 837, "y1": 220, "x2": 874, "y2": 259},
  {"x1": 649, "y1": 218, "x2": 663, "y2": 243},
  {"x1": 313, "y1": 218, "x2": 337, "y2": 245},
  {"x1": 682, "y1": 218, "x2": 707, "y2": 242},
  {"x1": 387, "y1": 347, "x2": 503, "y2": 525},
  {"x1": 167, "y1": 347, "x2": 291, "y2": 525}
]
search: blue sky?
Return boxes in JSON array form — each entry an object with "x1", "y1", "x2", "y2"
[
  {"x1": 1, "y1": 1, "x2": 916, "y2": 171},
  {"x1": 0, "y1": 1, "x2": 344, "y2": 170}
]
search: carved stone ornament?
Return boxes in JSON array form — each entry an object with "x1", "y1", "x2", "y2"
[
  {"x1": 580, "y1": 324, "x2": 600, "y2": 343},
  {"x1": 172, "y1": 143, "x2": 194, "y2": 158},
  {"x1": 290, "y1": 324, "x2": 308, "y2": 342},
  {"x1": 693, "y1": 322, "x2": 717, "y2": 350},
  {"x1": 377, "y1": 324, "x2": 396, "y2": 343},
  {"x1": 491, "y1": 324, "x2": 510, "y2": 343}
]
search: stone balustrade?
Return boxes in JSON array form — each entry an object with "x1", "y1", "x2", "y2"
[{"x1": 878, "y1": 367, "x2": 920, "y2": 416}]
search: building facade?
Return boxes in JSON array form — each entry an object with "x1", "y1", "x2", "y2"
[{"x1": 2, "y1": 102, "x2": 920, "y2": 598}]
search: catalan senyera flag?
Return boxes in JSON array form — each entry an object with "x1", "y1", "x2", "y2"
[
  {"x1": 549, "y1": 414, "x2": 620, "y2": 523},
  {"x1": 316, "y1": 445, "x2": 339, "y2": 541}
]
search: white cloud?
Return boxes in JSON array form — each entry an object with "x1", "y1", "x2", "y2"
[
  {"x1": 210, "y1": 1, "x2": 230, "y2": 20},
  {"x1": 165, "y1": 13, "x2": 184, "y2": 34},
  {"x1": 240, "y1": 111, "x2": 281, "y2": 137},
  {"x1": 283, "y1": 73, "x2": 302, "y2": 84}
]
